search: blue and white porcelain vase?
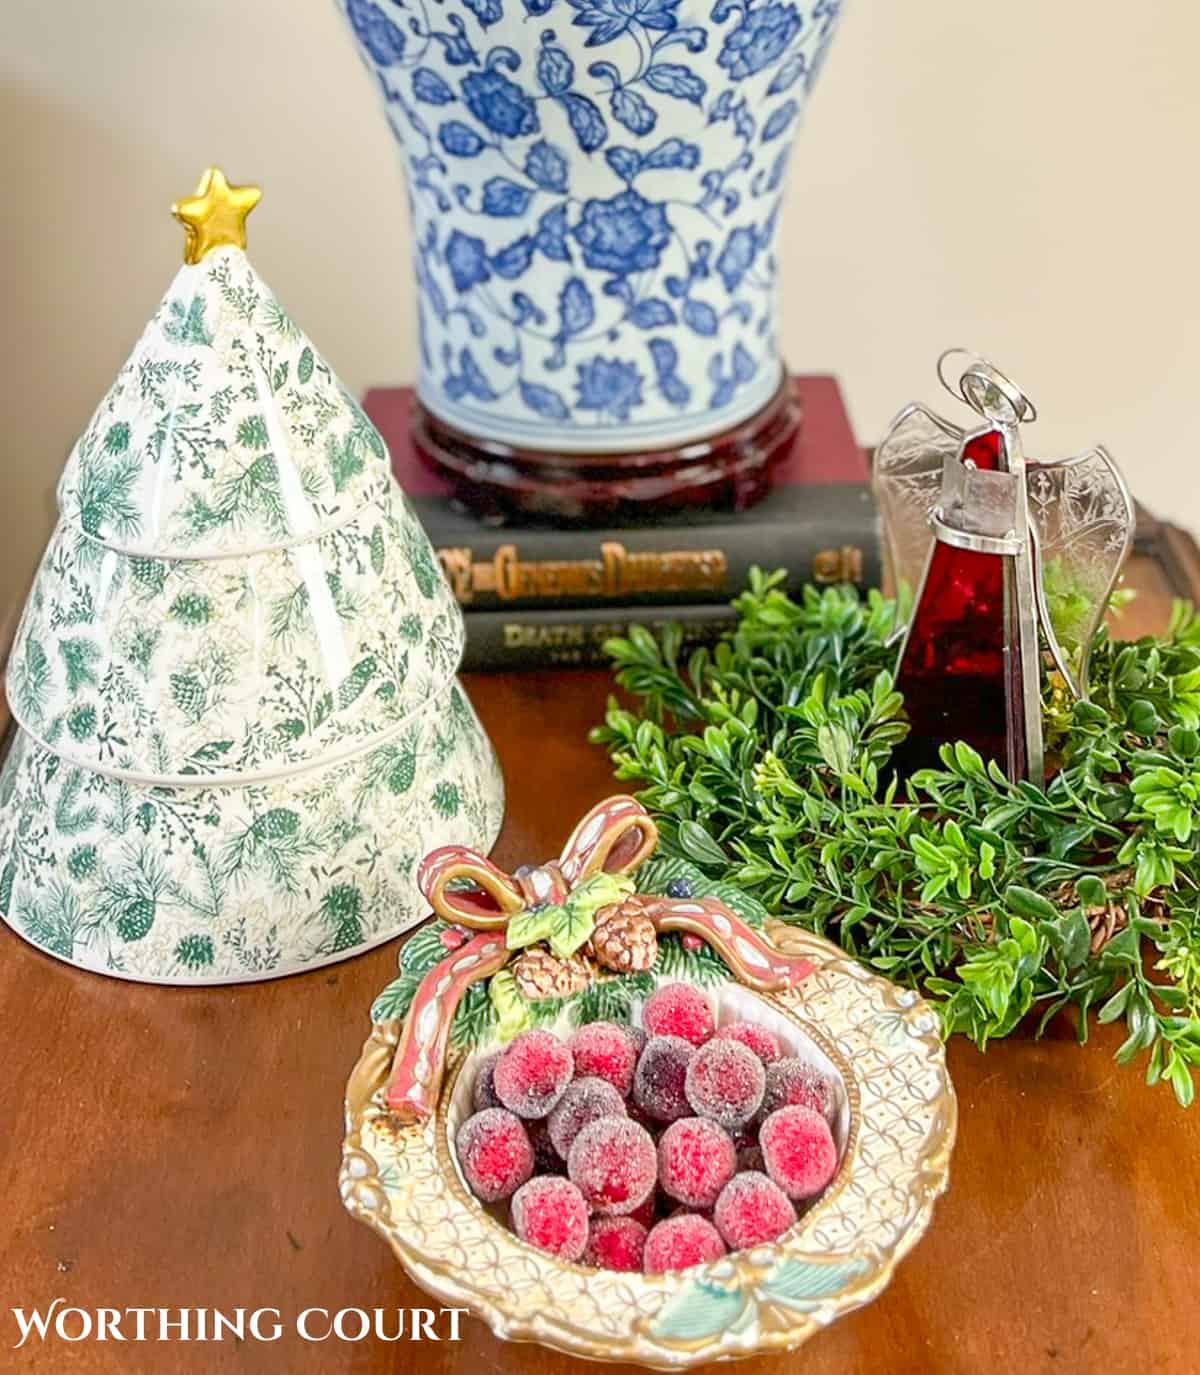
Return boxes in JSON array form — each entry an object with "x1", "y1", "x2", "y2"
[{"x1": 338, "y1": 0, "x2": 844, "y2": 454}]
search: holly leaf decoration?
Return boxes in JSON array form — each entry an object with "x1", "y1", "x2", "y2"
[
  {"x1": 548, "y1": 901, "x2": 596, "y2": 959},
  {"x1": 506, "y1": 904, "x2": 561, "y2": 950},
  {"x1": 489, "y1": 969, "x2": 533, "y2": 1042}
]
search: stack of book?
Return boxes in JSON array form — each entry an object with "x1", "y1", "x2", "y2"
[{"x1": 364, "y1": 377, "x2": 879, "y2": 670}]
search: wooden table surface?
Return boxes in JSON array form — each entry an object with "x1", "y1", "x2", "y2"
[{"x1": 2, "y1": 538, "x2": 1198, "y2": 1374}]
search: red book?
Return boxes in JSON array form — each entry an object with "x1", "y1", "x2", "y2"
[{"x1": 362, "y1": 376, "x2": 879, "y2": 630}]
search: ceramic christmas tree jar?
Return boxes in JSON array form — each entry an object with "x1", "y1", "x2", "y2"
[
  {"x1": 336, "y1": 0, "x2": 845, "y2": 517},
  {"x1": 0, "y1": 169, "x2": 504, "y2": 983}
]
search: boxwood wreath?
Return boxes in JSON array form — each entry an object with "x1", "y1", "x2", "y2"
[{"x1": 588, "y1": 571, "x2": 1200, "y2": 1107}]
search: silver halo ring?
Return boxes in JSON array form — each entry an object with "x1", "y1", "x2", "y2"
[{"x1": 936, "y1": 347, "x2": 1038, "y2": 424}]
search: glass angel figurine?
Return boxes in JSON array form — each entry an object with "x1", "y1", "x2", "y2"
[{"x1": 874, "y1": 350, "x2": 1134, "y2": 788}]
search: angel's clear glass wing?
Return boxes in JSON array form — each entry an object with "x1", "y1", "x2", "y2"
[
  {"x1": 1027, "y1": 446, "x2": 1135, "y2": 696},
  {"x1": 873, "y1": 404, "x2": 963, "y2": 605}
]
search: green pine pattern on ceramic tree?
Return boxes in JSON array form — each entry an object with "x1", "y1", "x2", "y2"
[
  {"x1": 0, "y1": 686, "x2": 503, "y2": 981},
  {"x1": 56, "y1": 246, "x2": 388, "y2": 557},
  {"x1": 7, "y1": 487, "x2": 461, "y2": 779}
]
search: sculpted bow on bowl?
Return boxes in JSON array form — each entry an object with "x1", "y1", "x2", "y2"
[{"x1": 386, "y1": 795, "x2": 816, "y2": 1121}]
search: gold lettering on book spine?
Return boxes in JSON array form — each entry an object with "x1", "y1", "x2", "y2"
[{"x1": 435, "y1": 542, "x2": 729, "y2": 605}]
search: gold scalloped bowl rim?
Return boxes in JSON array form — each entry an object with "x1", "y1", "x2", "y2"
[{"x1": 340, "y1": 923, "x2": 957, "y2": 1367}]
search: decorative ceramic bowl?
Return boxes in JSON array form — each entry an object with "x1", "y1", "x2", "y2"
[
  {"x1": 0, "y1": 681, "x2": 504, "y2": 983},
  {"x1": 6, "y1": 481, "x2": 462, "y2": 782},
  {"x1": 342, "y1": 924, "x2": 955, "y2": 1365}
]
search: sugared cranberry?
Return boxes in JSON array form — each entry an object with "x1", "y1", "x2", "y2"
[
  {"x1": 493, "y1": 1029, "x2": 573, "y2": 1119},
  {"x1": 643, "y1": 1215, "x2": 726, "y2": 1273},
  {"x1": 471, "y1": 1050, "x2": 503, "y2": 1112},
  {"x1": 510, "y1": 1176, "x2": 589, "y2": 1260},
  {"x1": 583, "y1": 1215, "x2": 647, "y2": 1271},
  {"x1": 455, "y1": 1107, "x2": 534, "y2": 1203},
  {"x1": 547, "y1": 1077, "x2": 627, "y2": 1158},
  {"x1": 633, "y1": 1035, "x2": 695, "y2": 1122},
  {"x1": 684, "y1": 1039, "x2": 765, "y2": 1130},
  {"x1": 760, "y1": 1057, "x2": 835, "y2": 1122},
  {"x1": 567, "y1": 1116, "x2": 657, "y2": 1215},
  {"x1": 643, "y1": 983, "x2": 715, "y2": 1046},
  {"x1": 713, "y1": 1170, "x2": 797, "y2": 1249},
  {"x1": 714, "y1": 1020, "x2": 782, "y2": 1065},
  {"x1": 759, "y1": 1105, "x2": 838, "y2": 1200},
  {"x1": 570, "y1": 1021, "x2": 640, "y2": 1097},
  {"x1": 658, "y1": 1117, "x2": 736, "y2": 1210}
]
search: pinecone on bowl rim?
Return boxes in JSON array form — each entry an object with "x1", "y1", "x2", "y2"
[{"x1": 590, "y1": 897, "x2": 658, "y2": 973}]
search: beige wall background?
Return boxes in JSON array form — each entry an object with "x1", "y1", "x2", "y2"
[{"x1": 4, "y1": 0, "x2": 1199, "y2": 628}]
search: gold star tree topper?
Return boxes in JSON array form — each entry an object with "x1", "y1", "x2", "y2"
[{"x1": 171, "y1": 167, "x2": 262, "y2": 265}]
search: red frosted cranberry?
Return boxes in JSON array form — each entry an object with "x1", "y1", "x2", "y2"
[
  {"x1": 760, "y1": 1057, "x2": 834, "y2": 1122},
  {"x1": 471, "y1": 1050, "x2": 503, "y2": 1112},
  {"x1": 643, "y1": 983, "x2": 715, "y2": 1046},
  {"x1": 713, "y1": 1171, "x2": 797, "y2": 1250},
  {"x1": 547, "y1": 1077, "x2": 627, "y2": 1158},
  {"x1": 493, "y1": 1029, "x2": 573, "y2": 1119},
  {"x1": 510, "y1": 1176, "x2": 589, "y2": 1260},
  {"x1": 583, "y1": 1215, "x2": 648, "y2": 1272},
  {"x1": 570, "y1": 1021, "x2": 640, "y2": 1096},
  {"x1": 759, "y1": 1106, "x2": 838, "y2": 1200},
  {"x1": 567, "y1": 1116, "x2": 657, "y2": 1215},
  {"x1": 657, "y1": 1117, "x2": 736, "y2": 1210},
  {"x1": 643, "y1": 1215, "x2": 726, "y2": 1273},
  {"x1": 714, "y1": 1020, "x2": 782, "y2": 1065},
  {"x1": 455, "y1": 1107, "x2": 534, "y2": 1203},
  {"x1": 633, "y1": 1035, "x2": 695, "y2": 1122},
  {"x1": 684, "y1": 1039, "x2": 765, "y2": 1130}
]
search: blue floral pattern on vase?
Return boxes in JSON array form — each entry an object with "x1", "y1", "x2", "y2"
[{"x1": 339, "y1": 0, "x2": 843, "y2": 452}]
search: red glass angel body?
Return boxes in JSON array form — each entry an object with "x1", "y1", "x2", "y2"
[{"x1": 875, "y1": 352, "x2": 1134, "y2": 787}]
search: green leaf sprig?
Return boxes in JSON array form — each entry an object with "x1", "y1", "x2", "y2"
[{"x1": 590, "y1": 571, "x2": 1200, "y2": 1106}]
